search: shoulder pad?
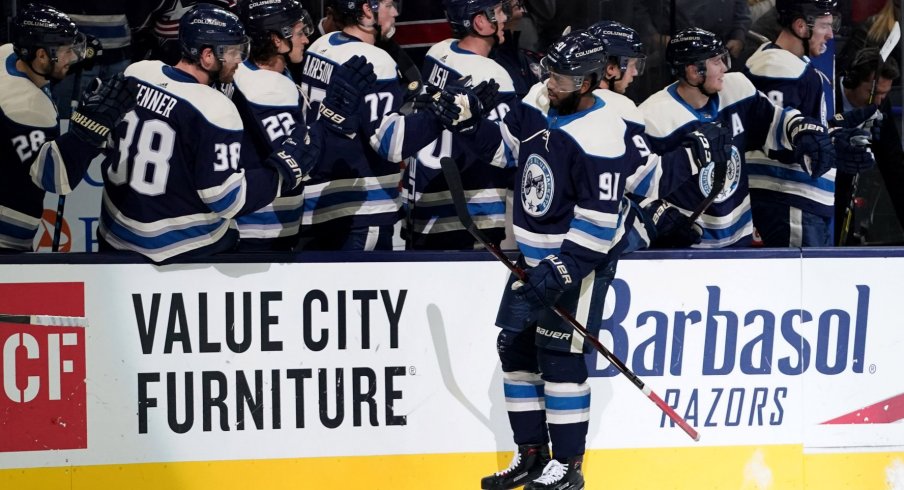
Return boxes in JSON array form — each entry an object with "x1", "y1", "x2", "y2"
[
  {"x1": 593, "y1": 89, "x2": 644, "y2": 126},
  {"x1": 717, "y1": 73, "x2": 757, "y2": 108},
  {"x1": 233, "y1": 64, "x2": 299, "y2": 107},
  {"x1": 638, "y1": 85, "x2": 697, "y2": 139},
  {"x1": 745, "y1": 45, "x2": 807, "y2": 79},
  {"x1": 307, "y1": 32, "x2": 398, "y2": 81}
]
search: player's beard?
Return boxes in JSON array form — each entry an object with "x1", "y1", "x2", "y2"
[{"x1": 551, "y1": 90, "x2": 582, "y2": 116}]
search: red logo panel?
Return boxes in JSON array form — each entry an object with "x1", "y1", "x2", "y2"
[{"x1": 0, "y1": 283, "x2": 86, "y2": 452}]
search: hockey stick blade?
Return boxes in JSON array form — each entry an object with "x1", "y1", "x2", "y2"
[
  {"x1": 0, "y1": 314, "x2": 88, "y2": 327},
  {"x1": 439, "y1": 156, "x2": 701, "y2": 441},
  {"x1": 880, "y1": 22, "x2": 901, "y2": 62}
]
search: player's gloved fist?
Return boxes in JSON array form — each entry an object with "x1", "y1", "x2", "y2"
[
  {"x1": 832, "y1": 105, "x2": 883, "y2": 142},
  {"x1": 320, "y1": 55, "x2": 377, "y2": 138},
  {"x1": 470, "y1": 78, "x2": 500, "y2": 116},
  {"x1": 648, "y1": 200, "x2": 703, "y2": 248},
  {"x1": 70, "y1": 73, "x2": 137, "y2": 148},
  {"x1": 788, "y1": 116, "x2": 835, "y2": 178},
  {"x1": 682, "y1": 122, "x2": 733, "y2": 171},
  {"x1": 429, "y1": 89, "x2": 462, "y2": 128},
  {"x1": 833, "y1": 128, "x2": 876, "y2": 174},
  {"x1": 511, "y1": 254, "x2": 575, "y2": 308},
  {"x1": 434, "y1": 77, "x2": 483, "y2": 134},
  {"x1": 265, "y1": 132, "x2": 315, "y2": 193}
]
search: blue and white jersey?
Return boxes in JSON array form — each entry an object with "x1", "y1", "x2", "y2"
[
  {"x1": 231, "y1": 60, "x2": 305, "y2": 248},
  {"x1": 472, "y1": 82, "x2": 698, "y2": 280},
  {"x1": 0, "y1": 44, "x2": 58, "y2": 250},
  {"x1": 744, "y1": 43, "x2": 835, "y2": 217},
  {"x1": 402, "y1": 39, "x2": 517, "y2": 248},
  {"x1": 640, "y1": 73, "x2": 798, "y2": 248},
  {"x1": 99, "y1": 60, "x2": 280, "y2": 263},
  {"x1": 299, "y1": 31, "x2": 443, "y2": 232}
]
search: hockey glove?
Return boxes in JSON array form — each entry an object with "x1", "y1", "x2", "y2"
[
  {"x1": 511, "y1": 254, "x2": 575, "y2": 308},
  {"x1": 471, "y1": 78, "x2": 500, "y2": 116},
  {"x1": 833, "y1": 128, "x2": 876, "y2": 174},
  {"x1": 831, "y1": 105, "x2": 882, "y2": 142},
  {"x1": 432, "y1": 78, "x2": 483, "y2": 134},
  {"x1": 788, "y1": 116, "x2": 835, "y2": 178},
  {"x1": 682, "y1": 122, "x2": 733, "y2": 172},
  {"x1": 264, "y1": 129, "x2": 317, "y2": 194},
  {"x1": 69, "y1": 73, "x2": 136, "y2": 148},
  {"x1": 319, "y1": 55, "x2": 377, "y2": 138},
  {"x1": 648, "y1": 200, "x2": 703, "y2": 248}
]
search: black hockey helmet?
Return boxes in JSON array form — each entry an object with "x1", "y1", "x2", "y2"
[
  {"x1": 443, "y1": 0, "x2": 508, "y2": 38},
  {"x1": 180, "y1": 3, "x2": 250, "y2": 63},
  {"x1": 776, "y1": 0, "x2": 839, "y2": 30},
  {"x1": 242, "y1": 0, "x2": 314, "y2": 41},
  {"x1": 332, "y1": 0, "x2": 381, "y2": 25},
  {"x1": 666, "y1": 27, "x2": 730, "y2": 79},
  {"x1": 12, "y1": 3, "x2": 85, "y2": 63},
  {"x1": 587, "y1": 20, "x2": 646, "y2": 77},
  {"x1": 540, "y1": 29, "x2": 607, "y2": 93}
]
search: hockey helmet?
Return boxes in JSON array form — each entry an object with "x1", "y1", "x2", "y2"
[
  {"x1": 540, "y1": 29, "x2": 608, "y2": 93},
  {"x1": 180, "y1": 3, "x2": 250, "y2": 63},
  {"x1": 443, "y1": 0, "x2": 508, "y2": 37},
  {"x1": 12, "y1": 3, "x2": 86, "y2": 64},
  {"x1": 587, "y1": 20, "x2": 646, "y2": 76},
  {"x1": 776, "y1": 0, "x2": 839, "y2": 30},
  {"x1": 666, "y1": 27, "x2": 730, "y2": 79},
  {"x1": 242, "y1": 0, "x2": 314, "y2": 41},
  {"x1": 331, "y1": 0, "x2": 381, "y2": 24}
]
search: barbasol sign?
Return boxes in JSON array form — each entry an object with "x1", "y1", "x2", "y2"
[{"x1": 588, "y1": 280, "x2": 870, "y2": 378}]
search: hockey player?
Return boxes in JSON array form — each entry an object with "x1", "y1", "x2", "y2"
[
  {"x1": 97, "y1": 3, "x2": 369, "y2": 263},
  {"x1": 1, "y1": 3, "x2": 132, "y2": 252},
  {"x1": 638, "y1": 27, "x2": 835, "y2": 248},
  {"x1": 402, "y1": 0, "x2": 515, "y2": 250},
  {"x1": 231, "y1": 0, "x2": 315, "y2": 251},
  {"x1": 587, "y1": 20, "x2": 646, "y2": 97},
  {"x1": 296, "y1": 0, "x2": 452, "y2": 251},
  {"x1": 440, "y1": 30, "x2": 732, "y2": 489},
  {"x1": 744, "y1": 0, "x2": 874, "y2": 246}
]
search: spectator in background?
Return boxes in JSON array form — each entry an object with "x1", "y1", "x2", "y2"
[
  {"x1": 835, "y1": 48, "x2": 904, "y2": 244},
  {"x1": 491, "y1": 0, "x2": 542, "y2": 98},
  {"x1": 131, "y1": 0, "x2": 238, "y2": 65},
  {"x1": 646, "y1": 0, "x2": 752, "y2": 59},
  {"x1": 837, "y1": 0, "x2": 901, "y2": 78}
]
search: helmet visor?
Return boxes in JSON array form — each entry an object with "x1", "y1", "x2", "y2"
[
  {"x1": 809, "y1": 15, "x2": 841, "y2": 34},
  {"x1": 623, "y1": 56, "x2": 646, "y2": 76},
  {"x1": 216, "y1": 37, "x2": 251, "y2": 63},
  {"x1": 540, "y1": 57, "x2": 584, "y2": 93},
  {"x1": 298, "y1": 9, "x2": 315, "y2": 37},
  {"x1": 54, "y1": 31, "x2": 87, "y2": 65}
]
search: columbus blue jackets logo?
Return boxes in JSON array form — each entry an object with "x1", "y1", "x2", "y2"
[
  {"x1": 521, "y1": 154, "x2": 555, "y2": 217},
  {"x1": 699, "y1": 145, "x2": 742, "y2": 203}
]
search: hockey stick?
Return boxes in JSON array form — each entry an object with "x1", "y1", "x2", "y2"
[
  {"x1": 0, "y1": 314, "x2": 88, "y2": 327},
  {"x1": 838, "y1": 22, "x2": 901, "y2": 246},
  {"x1": 52, "y1": 64, "x2": 86, "y2": 253},
  {"x1": 687, "y1": 154, "x2": 729, "y2": 224},
  {"x1": 439, "y1": 157, "x2": 701, "y2": 442}
]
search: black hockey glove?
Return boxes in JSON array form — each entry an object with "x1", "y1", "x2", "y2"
[
  {"x1": 470, "y1": 78, "x2": 500, "y2": 116},
  {"x1": 833, "y1": 128, "x2": 876, "y2": 175},
  {"x1": 264, "y1": 129, "x2": 318, "y2": 194},
  {"x1": 432, "y1": 84, "x2": 483, "y2": 134},
  {"x1": 511, "y1": 254, "x2": 576, "y2": 308},
  {"x1": 69, "y1": 73, "x2": 136, "y2": 148},
  {"x1": 682, "y1": 122, "x2": 733, "y2": 171},
  {"x1": 319, "y1": 55, "x2": 377, "y2": 138},
  {"x1": 788, "y1": 116, "x2": 835, "y2": 178},
  {"x1": 648, "y1": 200, "x2": 703, "y2": 248}
]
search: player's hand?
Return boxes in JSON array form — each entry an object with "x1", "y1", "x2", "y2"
[
  {"x1": 511, "y1": 254, "x2": 575, "y2": 308},
  {"x1": 682, "y1": 122, "x2": 733, "y2": 171},
  {"x1": 470, "y1": 78, "x2": 500, "y2": 116},
  {"x1": 432, "y1": 84, "x2": 482, "y2": 134},
  {"x1": 320, "y1": 55, "x2": 377, "y2": 138},
  {"x1": 69, "y1": 73, "x2": 136, "y2": 148},
  {"x1": 833, "y1": 128, "x2": 876, "y2": 174},
  {"x1": 648, "y1": 200, "x2": 703, "y2": 248},
  {"x1": 789, "y1": 116, "x2": 835, "y2": 178},
  {"x1": 265, "y1": 130, "x2": 317, "y2": 193}
]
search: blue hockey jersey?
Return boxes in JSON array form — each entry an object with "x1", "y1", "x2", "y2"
[
  {"x1": 471, "y1": 82, "x2": 700, "y2": 280},
  {"x1": 744, "y1": 43, "x2": 835, "y2": 218},
  {"x1": 639, "y1": 72, "x2": 798, "y2": 248},
  {"x1": 402, "y1": 39, "x2": 517, "y2": 249},
  {"x1": 231, "y1": 60, "x2": 306, "y2": 250},
  {"x1": 298, "y1": 31, "x2": 444, "y2": 232},
  {"x1": 99, "y1": 60, "x2": 281, "y2": 263}
]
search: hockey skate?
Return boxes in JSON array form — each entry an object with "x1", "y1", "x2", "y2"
[
  {"x1": 480, "y1": 443, "x2": 551, "y2": 489},
  {"x1": 524, "y1": 457, "x2": 584, "y2": 489}
]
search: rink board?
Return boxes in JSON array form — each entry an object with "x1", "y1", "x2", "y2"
[{"x1": 0, "y1": 250, "x2": 903, "y2": 489}]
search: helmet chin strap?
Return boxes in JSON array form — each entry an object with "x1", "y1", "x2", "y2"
[{"x1": 687, "y1": 63, "x2": 716, "y2": 97}]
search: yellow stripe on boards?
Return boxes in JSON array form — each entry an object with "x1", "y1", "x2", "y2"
[{"x1": 1, "y1": 446, "x2": 902, "y2": 489}]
